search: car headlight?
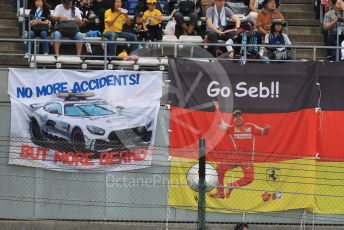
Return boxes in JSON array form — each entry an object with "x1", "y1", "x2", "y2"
[{"x1": 86, "y1": 126, "x2": 105, "y2": 136}]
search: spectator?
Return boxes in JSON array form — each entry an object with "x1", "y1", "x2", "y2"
[
  {"x1": 134, "y1": 13, "x2": 149, "y2": 41},
  {"x1": 74, "y1": 0, "x2": 97, "y2": 32},
  {"x1": 51, "y1": 0, "x2": 85, "y2": 57},
  {"x1": 246, "y1": 0, "x2": 265, "y2": 22},
  {"x1": 173, "y1": 0, "x2": 199, "y2": 37},
  {"x1": 323, "y1": 0, "x2": 344, "y2": 60},
  {"x1": 256, "y1": 0, "x2": 284, "y2": 36},
  {"x1": 103, "y1": 0, "x2": 138, "y2": 56},
  {"x1": 24, "y1": 0, "x2": 51, "y2": 57},
  {"x1": 92, "y1": 0, "x2": 115, "y2": 33},
  {"x1": 224, "y1": 20, "x2": 269, "y2": 63},
  {"x1": 234, "y1": 223, "x2": 249, "y2": 230},
  {"x1": 143, "y1": 0, "x2": 163, "y2": 41},
  {"x1": 264, "y1": 19, "x2": 292, "y2": 60},
  {"x1": 205, "y1": 0, "x2": 240, "y2": 56}
]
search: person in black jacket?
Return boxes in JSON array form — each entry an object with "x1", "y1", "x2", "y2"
[{"x1": 25, "y1": 0, "x2": 51, "y2": 56}]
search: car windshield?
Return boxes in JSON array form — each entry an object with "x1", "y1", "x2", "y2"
[{"x1": 64, "y1": 102, "x2": 116, "y2": 117}]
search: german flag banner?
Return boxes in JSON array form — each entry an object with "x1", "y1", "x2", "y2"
[
  {"x1": 168, "y1": 59, "x2": 319, "y2": 213},
  {"x1": 313, "y1": 63, "x2": 344, "y2": 214}
]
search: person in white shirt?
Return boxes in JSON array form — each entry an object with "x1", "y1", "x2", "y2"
[{"x1": 51, "y1": 0, "x2": 86, "y2": 56}]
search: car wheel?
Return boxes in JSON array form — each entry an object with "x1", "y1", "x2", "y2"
[
  {"x1": 30, "y1": 119, "x2": 44, "y2": 144},
  {"x1": 71, "y1": 128, "x2": 86, "y2": 153}
]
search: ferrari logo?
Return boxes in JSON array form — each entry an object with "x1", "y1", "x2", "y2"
[{"x1": 266, "y1": 168, "x2": 281, "y2": 187}]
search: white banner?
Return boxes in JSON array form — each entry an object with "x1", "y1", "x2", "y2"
[{"x1": 8, "y1": 68, "x2": 162, "y2": 171}]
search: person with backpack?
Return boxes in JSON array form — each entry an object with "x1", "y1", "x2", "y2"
[
  {"x1": 51, "y1": 0, "x2": 86, "y2": 57},
  {"x1": 173, "y1": 0, "x2": 200, "y2": 37},
  {"x1": 264, "y1": 19, "x2": 291, "y2": 60},
  {"x1": 24, "y1": 0, "x2": 51, "y2": 57},
  {"x1": 205, "y1": 0, "x2": 241, "y2": 56},
  {"x1": 143, "y1": 0, "x2": 163, "y2": 41},
  {"x1": 103, "y1": 0, "x2": 138, "y2": 56}
]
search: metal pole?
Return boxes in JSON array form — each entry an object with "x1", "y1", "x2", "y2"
[
  {"x1": 198, "y1": 138, "x2": 206, "y2": 230},
  {"x1": 104, "y1": 41, "x2": 107, "y2": 70},
  {"x1": 336, "y1": 22, "x2": 341, "y2": 62}
]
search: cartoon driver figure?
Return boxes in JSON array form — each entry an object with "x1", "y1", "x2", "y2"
[{"x1": 209, "y1": 101, "x2": 271, "y2": 199}]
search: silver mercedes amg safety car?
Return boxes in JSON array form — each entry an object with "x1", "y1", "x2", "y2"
[{"x1": 29, "y1": 92, "x2": 152, "y2": 152}]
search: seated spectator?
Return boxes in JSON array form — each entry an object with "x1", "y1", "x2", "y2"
[
  {"x1": 224, "y1": 20, "x2": 269, "y2": 63},
  {"x1": 134, "y1": 13, "x2": 149, "y2": 41},
  {"x1": 264, "y1": 19, "x2": 292, "y2": 60},
  {"x1": 247, "y1": 0, "x2": 265, "y2": 22},
  {"x1": 143, "y1": 0, "x2": 163, "y2": 41},
  {"x1": 103, "y1": 0, "x2": 138, "y2": 56},
  {"x1": 256, "y1": 0, "x2": 284, "y2": 36},
  {"x1": 92, "y1": 0, "x2": 115, "y2": 33},
  {"x1": 323, "y1": 0, "x2": 344, "y2": 60},
  {"x1": 74, "y1": 0, "x2": 97, "y2": 32},
  {"x1": 173, "y1": 0, "x2": 199, "y2": 37},
  {"x1": 205, "y1": 0, "x2": 240, "y2": 56},
  {"x1": 51, "y1": 0, "x2": 85, "y2": 56},
  {"x1": 234, "y1": 223, "x2": 249, "y2": 230},
  {"x1": 24, "y1": 0, "x2": 51, "y2": 57}
]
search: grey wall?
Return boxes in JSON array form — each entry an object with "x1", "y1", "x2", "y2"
[{"x1": 0, "y1": 69, "x2": 343, "y2": 225}]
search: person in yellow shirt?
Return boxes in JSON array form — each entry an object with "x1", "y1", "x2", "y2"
[
  {"x1": 103, "y1": 0, "x2": 138, "y2": 55},
  {"x1": 143, "y1": 0, "x2": 163, "y2": 41}
]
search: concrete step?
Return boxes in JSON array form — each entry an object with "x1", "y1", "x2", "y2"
[
  {"x1": 294, "y1": 41, "x2": 325, "y2": 46},
  {"x1": 295, "y1": 48, "x2": 328, "y2": 59},
  {"x1": 289, "y1": 34, "x2": 324, "y2": 42},
  {"x1": 0, "y1": 26, "x2": 19, "y2": 37},
  {"x1": 282, "y1": 0, "x2": 311, "y2": 4},
  {"x1": 287, "y1": 19, "x2": 320, "y2": 27},
  {"x1": 281, "y1": 11, "x2": 316, "y2": 19},
  {"x1": 0, "y1": 19, "x2": 17, "y2": 27},
  {"x1": 0, "y1": 42, "x2": 23, "y2": 51},
  {"x1": 0, "y1": 4, "x2": 13, "y2": 11},
  {"x1": 0, "y1": 0, "x2": 12, "y2": 4},
  {"x1": 280, "y1": 4, "x2": 314, "y2": 12},
  {"x1": 287, "y1": 26, "x2": 322, "y2": 35},
  {"x1": 0, "y1": 12, "x2": 16, "y2": 19}
]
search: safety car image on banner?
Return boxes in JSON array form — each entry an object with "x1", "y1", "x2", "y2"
[
  {"x1": 29, "y1": 92, "x2": 152, "y2": 155},
  {"x1": 8, "y1": 69, "x2": 162, "y2": 171}
]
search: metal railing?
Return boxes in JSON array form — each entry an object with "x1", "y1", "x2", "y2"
[{"x1": 0, "y1": 37, "x2": 342, "y2": 69}]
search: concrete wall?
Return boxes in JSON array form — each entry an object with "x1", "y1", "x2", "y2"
[{"x1": 0, "y1": 69, "x2": 343, "y2": 226}]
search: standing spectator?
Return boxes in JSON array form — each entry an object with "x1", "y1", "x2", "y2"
[
  {"x1": 143, "y1": 0, "x2": 163, "y2": 41},
  {"x1": 173, "y1": 0, "x2": 199, "y2": 37},
  {"x1": 25, "y1": 0, "x2": 51, "y2": 57},
  {"x1": 323, "y1": 0, "x2": 344, "y2": 60},
  {"x1": 264, "y1": 19, "x2": 292, "y2": 60},
  {"x1": 256, "y1": 0, "x2": 284, "y2": 36},
  {"x1": 206, "y1": 0, "x2": 240, "y2": 56},
  {"x1": 103, "y1": 0, "x2": 138, "y2": 56},
  {"x1": 51, "y1": 0, "x2": 85, "y2": 56}
]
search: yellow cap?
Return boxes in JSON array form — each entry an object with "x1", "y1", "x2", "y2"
[
  {"x1": 147, "y1": 0, "x2": 157, "y2": 4},
  {"x1": 118, "y1": 50, "x2": 128, "y2": 57}
]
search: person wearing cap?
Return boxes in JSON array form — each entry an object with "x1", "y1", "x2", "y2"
[
  {"x1": 103, "y1": 0, "x2": 138, "y2": 56},
  {"x1": 51, "y1": 0, "x2": 86, "y2": 56},
  {"x1": 205, "y1": 0, "x2": 241, "y2": 57},
  {"x1": 143, "y1": 0, "x2": 163, "y2": 41},
  {"x1": 264, "y1": 18, "x2": 292, "y2": 60},
  {"x1": 209, "y1": 101, "x2": 270, "y2": 199},
  {"x1": 256, "y1": 0, "x2": 284, "y2": 36},
  {"x1": 323, "y1": 0, "x2": 344, "y2": 60}
]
